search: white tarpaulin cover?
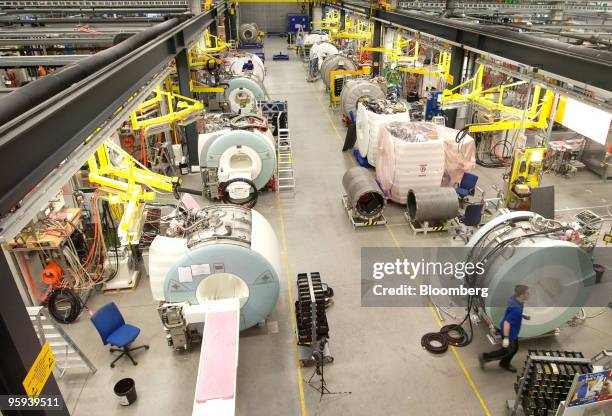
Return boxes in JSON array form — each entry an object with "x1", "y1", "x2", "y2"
[
  {"x1": 366, "y1": 106, "x2": 409, "y2": 166},
  {"x1": 375, "y1": 122, "x2": 475, "y2": 203}
]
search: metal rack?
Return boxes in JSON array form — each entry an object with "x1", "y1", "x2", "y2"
[{"x1": 508, "y1": 351, "x2": 592, "y2": 416}]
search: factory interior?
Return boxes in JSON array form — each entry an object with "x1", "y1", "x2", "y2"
[{"x1": 1, "y1": 1, "x2": 612, "y2": 415}]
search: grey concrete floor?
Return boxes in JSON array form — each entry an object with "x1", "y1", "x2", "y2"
[{"x1": 57, "y1": 37, "x2": 612, "y2": 416}]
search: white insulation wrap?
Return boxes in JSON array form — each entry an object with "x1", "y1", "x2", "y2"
[
  {"x1": 320, "y1": 54, "x2": 357, "y2": 89},
  {"x1": 340, "y1": 79, "x2": 386, "y2": 119},
  {"x1": 364, "y1": 106, "x2": 410, "y2": 166},
  {"x1": 228, "y1": 54, "x2": 265, "y2": 83},
  {"x1": 303, "y1": 33, "x2": 328, "y2": 45},
  {"x1": 375, "y1": 122, "x2": 445, "y2": 204},
  {"x1": 309, "y1": 42, "x2": 338, "y2": 69},
  {"x1": 356, "y1": 104, "x2": 370, "y2": 158}
]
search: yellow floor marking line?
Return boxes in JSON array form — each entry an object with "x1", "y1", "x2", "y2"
[
  {"x1": 275, "y1": 192, "x2": 309, "y2": 416},
  {"x1": 317, "y1": 88, "x2": 491, "y2": 415}
]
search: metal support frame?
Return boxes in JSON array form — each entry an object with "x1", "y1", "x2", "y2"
[
  {"x1": 322, "y1": 1, "x2": 612, "y2": 91},
  {"x1": 0, "y1": 254, "x2": 68, "y2": 415},
  {"x1": 0, "y1": 6, "x2": 222, "y2": 218},
  {"x1": 176, "y1": 48, "x2": 200, "y2": 167}
]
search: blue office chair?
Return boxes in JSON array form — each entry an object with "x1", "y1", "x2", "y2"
[
  {"x1": 453, "y1": 203, "x2": 484, "y2": 242},
  {"x1": 90, "y1": 302, "x2": 149, "y2": 368},
  {"x1": 459, "y1": 203, "x2": 484, "y2": 227},
  {"x1": 456, "y1": 172, "x2": 479, "y2": 201}
]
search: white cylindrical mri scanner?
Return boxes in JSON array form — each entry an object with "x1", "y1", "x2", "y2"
[
  {"x1": 198, "y1": 128, "x2": 276, "y2": 201},
  {"x1": 225, "y1": 77, "x2": 265, "y2": 114},
  {"x1": 466, "y1": 211, "x2": 596, "y2": 338},
  {"x1": 149, "y1": 205, "x2": 281, "y2": 330},
  {"x1": 340, "y1": 79, "x2": 386, "y2": 119},
  {"x1": 228, "y1": 53, "x2": 265, "y2": 83}
]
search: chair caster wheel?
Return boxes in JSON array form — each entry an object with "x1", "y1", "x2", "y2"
[
  {"x1": 145, "y1": 346, "x2": 150, "y2": 350},
  {"x1": 133, "y1": 362, "x2": 138, "y2": 366},
  {"x1": 110, "y1": 364, "x2": 115, "y2": 368}
]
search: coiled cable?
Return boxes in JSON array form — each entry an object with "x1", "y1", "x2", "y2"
[
  {"x1": 47, "y1": 288, "x2": 82, "y2": 324},
  {"x1": 219, "y1": 178, "x2": 259, "y2": 208}
]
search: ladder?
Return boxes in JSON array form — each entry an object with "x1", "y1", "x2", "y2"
[
  {"x1": 276, "y1": 126, "x2": 295, "y2": 192},
  {"x1": 27, "y1": 306, "x2": 97, "y2": 377}
]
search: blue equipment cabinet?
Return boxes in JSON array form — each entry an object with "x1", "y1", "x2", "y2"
[{"x1": 288, "y1": 14, "x2": 309, "y2": 33}]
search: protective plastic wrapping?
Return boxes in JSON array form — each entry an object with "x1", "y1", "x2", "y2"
[
  {"x1": 309, "y1": 42, "x2": 338, "y2": 69},
  {"x1": 356, "y1": 104, "x2": 370, "y2": 158},
  {"x1": 375, "y1": 122, "x2": 445, "y2": 204},
  {"x1": 365, "y1": 106, "x2": 410, "y2": 166},
  {"x1": 375, "y1": 122, "x2": 476, "y2": 203},
  {"x1": 431, "y1": 124, "x2": 476, "y2": 186},
  {"x1": 303, "y1": 33, "x2": 329, "y2": 45}
]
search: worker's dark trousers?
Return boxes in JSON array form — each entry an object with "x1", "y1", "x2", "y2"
[{"x1": 482, "y1": 339, "x2": 519, "y2": 367}]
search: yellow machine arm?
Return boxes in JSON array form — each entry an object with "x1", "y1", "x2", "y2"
[
  {"x1": 130, "y1": 86, "x2": 204, "y2": 130},
  {"x1": 397, "y1": 48, "x2": 453, "y2": 84},
  {"x1": 87, "y1": 140, "x2": 180, "y2": 245},
  {"x1": 441, "y1": 64, "x2": 554, "y2": 133}
]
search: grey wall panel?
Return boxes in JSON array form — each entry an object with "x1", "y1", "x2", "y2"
[{"x1": 239, "y1": 3, "x2": 303, "y2": 33}]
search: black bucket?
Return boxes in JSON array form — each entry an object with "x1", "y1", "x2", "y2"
[
  {"x1": 114, "y1": 378, "x2": 137, "y2": 406},
  {"x1": 594, "y1": 264, "x2": 605, "y2": 284}
]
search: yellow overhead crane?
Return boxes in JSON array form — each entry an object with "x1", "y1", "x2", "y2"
[
  {"x1": 88, "y1": 78, "x2": 205, "y2": 244},
  {"x1": 130, "y1": 86, "x2": 204, "y2": 130},
  {"x1": 441, "y1": 64, "x2": 554, "y2": 133},
  {"x1": 87, "y1": 140, "x2": 179, "y2": 245}
]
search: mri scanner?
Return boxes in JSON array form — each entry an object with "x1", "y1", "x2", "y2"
[
  {"x1": 224, "y1": 77, "x2": 266, "y2": 114},
  {"x1": 227, "y1": 53, "x2": 265, "y2": 83},
  {"x1": 149, "y1": 205, "x2": 281, "y2": 415},
  {"x1": 466, "y1": 211, "x2": 596, "y2": 338},
  {"x1": 198, "y1": 128, "x2": 276, "y2": 204}
]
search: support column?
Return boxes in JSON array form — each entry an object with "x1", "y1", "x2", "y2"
[
  {"x1": 0, "y1": 254, "x2": 68, "y2": 416},
  {"x1": 224, "y1": 11, "x2": 232, "y2": 41},
  {"x1": 209, "y1": 13, "x2": 218, "y2": 37},
  {"x1": 371, "y1": 19, "x2": 382, "y2": 76},
  {"x1": 340, "y1": 9, "x2": 346, "y2": 31},
  {"x1": 176, "y1": 49, "x2": 199, "y2": 168},
  {"x1": 228, "y1": 5, "x2": 238, "y2": 42},
  {"x1": 445, "y1": 45, "x2": 465, "y2": 129},
  {"x1": 188, "y1": 0, "x2": 201, "y2": 14}
]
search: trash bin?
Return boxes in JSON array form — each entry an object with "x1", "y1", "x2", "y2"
[
  {"x1": 114, "y1": 378, "x2": 137, "y2": 406},
  {"x1": 594, "y1": 264, "x2": 605, "y2": 284}
]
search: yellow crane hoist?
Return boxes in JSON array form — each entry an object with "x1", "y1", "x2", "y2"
[
  {"x1": 87, "y1": 139, "x2": 180, "y2": 245},
  {"x1": 130, "y1": 86, "x2": 204, "y2": 130},
  {"x1": 441, "y1": 64, "x2": 554, "y2": 133}
]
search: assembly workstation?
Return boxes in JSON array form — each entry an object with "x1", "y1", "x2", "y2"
[{"x1": 1, "y1": 1, "x2": 612, "y2": 415}]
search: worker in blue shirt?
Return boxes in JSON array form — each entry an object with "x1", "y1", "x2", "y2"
[
  {"x1": 479, "y1": 284, "x2": 530, "y2": 372},
  {"x1": 242, "y1": 60, "x2": 254, "y2": 73}
]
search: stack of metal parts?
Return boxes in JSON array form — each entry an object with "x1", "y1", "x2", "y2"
[
  {"x1": 203, "y1": 113, "x2": 230, "y2": 133},
  {"x1": 514, "y1": 350, "x2": 593, "y2": 415},
  {"x1": 295, "y1": 272, "x2": 332, "y2": 366},
  {"x1": 408, "y1": 101, "x2": 425, "y2": 121}
]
